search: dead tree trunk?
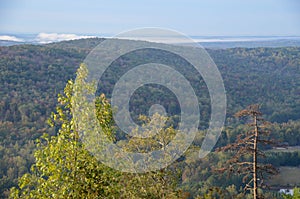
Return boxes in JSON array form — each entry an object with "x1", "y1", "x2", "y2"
[
  {"x1": 253, "y1": 114, "x2": 258, "y2": 199},
  {"x1": 216, "y1": 105, "x2": 278, "y2": 199}
]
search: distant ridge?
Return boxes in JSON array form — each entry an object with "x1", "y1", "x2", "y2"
[{"x1": 1, "y1": 33, "x2": 300, "y2": 48}]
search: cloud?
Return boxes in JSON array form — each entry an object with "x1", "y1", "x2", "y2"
[
  {"x1": 35, "y1": 33, "x2": 96, "y2": 44},
  {"x1": 0, "y1": 35, "x2": 24, "y2": 42}
]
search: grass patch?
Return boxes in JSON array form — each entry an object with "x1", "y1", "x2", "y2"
[{"x1": 268, "y1": 166, "x2": 300, "y2": 186}]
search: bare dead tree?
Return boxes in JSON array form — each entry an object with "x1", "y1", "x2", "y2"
[{"x1": 216, "y1": 105, "x2": 278, "y2": 199}]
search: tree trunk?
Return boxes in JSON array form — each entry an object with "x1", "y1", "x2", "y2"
[{"x1": 253, "y1": 115, "x2": 258, "y2": 199}]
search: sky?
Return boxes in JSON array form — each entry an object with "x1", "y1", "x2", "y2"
[{"x1": 0, "y1": 0, "x2": 300, "y2": 37}]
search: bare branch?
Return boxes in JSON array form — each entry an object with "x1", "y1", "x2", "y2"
[{"x1": 215, "y1": 105, "x2": 279, "y2": 199}]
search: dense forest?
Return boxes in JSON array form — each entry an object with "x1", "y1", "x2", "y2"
[{"x1": 0, "y1": 38, "x2": 300, "y2": 198}]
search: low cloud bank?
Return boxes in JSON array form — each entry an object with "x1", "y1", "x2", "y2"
[
  {"x1": 35, "y1": 33, "x2": 96, "y2": 44},
  {"x1": 0, "y1": 35, "x2": 24, "y2": 42}
]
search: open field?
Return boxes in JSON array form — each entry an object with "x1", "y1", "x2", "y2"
[
  {"x1": 268, "y1": 167, "x2": 300, "y2": 187},
  {"x1": 268, "y1": 146, "x2": 300, "y2": 153}
]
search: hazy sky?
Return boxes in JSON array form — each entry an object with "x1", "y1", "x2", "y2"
[{"x1": 0, "y1": 0, "x2": 299, "y2": 36}]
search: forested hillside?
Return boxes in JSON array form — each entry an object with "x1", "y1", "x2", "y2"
[{"x1": 0, "y1": 38, "x2": 299, "y2": 198}]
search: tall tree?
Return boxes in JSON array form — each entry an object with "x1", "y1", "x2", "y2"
[
  {"x1": 10, "y1": 64, "x2": 122, "y2": 199},
  {"x1": 216, "y1": 105, "x2": 278, "y2": 199},
  {"x1": 118, "y1": 114, "x2": 183, "y2": 198}
]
